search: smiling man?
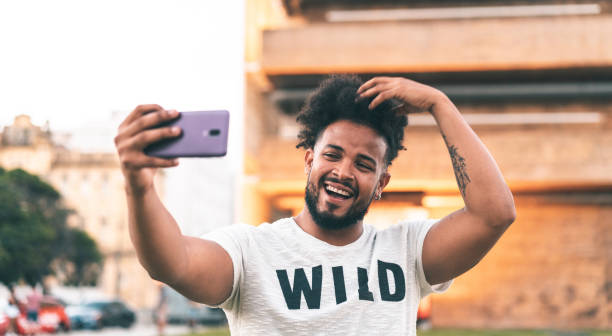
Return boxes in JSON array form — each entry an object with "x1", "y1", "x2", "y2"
[
  {"x1": 301, "y1": 120, "x2": 386, "y2": 233},
  {"x1": 114, "y1": 75, "x2": 516, "y2": 335}
]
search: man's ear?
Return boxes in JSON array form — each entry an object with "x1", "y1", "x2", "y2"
[
  {"x1": 304, "y1": 148, "x2": 314, "y2": 175},
  {"x1": 377, "y1": 171, "x2": 391, "y2": 195}
]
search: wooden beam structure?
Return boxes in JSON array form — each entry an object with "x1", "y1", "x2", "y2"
[{"x1": 262, "y1": 15, "x2": 612, "y2": 75}]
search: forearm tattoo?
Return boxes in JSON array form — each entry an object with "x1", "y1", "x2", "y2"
[{"x1": 443, "y1": 135, "x2": 471, "y2": 197}]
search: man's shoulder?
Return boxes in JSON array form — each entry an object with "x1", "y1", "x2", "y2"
[
  {"x1": 254, "y1": 216, "x2": 294, "y2": 233},
  {"x1": 204, "y1": 217, "x2": 293, "y2": 239},
  {"x1": 370, "y1": 218, "x2": 439, "y2": 239}
]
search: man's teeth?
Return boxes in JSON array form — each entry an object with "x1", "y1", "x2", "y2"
[{"x1": 325, "y1": 185, "x2": 351, "y2": 197}]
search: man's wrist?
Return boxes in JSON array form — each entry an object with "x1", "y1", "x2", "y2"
[
  {"x1": 429, "y1": 91, "x2": 455, "y2": 116},
  {"x1": 123, "y1": 172, "x2": 155, "y2": 197},
  {"x1": 125, "y1": 182, "x2": 155, "y2": 197}
]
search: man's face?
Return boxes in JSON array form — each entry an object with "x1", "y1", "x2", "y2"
[{"x1": 304, "y1": 120, "x2": 390, "y2": 230}]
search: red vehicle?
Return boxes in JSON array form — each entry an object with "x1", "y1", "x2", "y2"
[
  {"x1": 37, "y1": 296, "x2": 70, "y2": 333},
  {"x1": 15, "y1": 314, "x2": 38, "y2": 336},
  {"x1": 0, "y1": 312, "x2": 9, "y2": 336},
  {"x1": 417, "y1": 296, "x2": 432, "y2": 329},
  {"x1": 1, "y1": 298, "x2": 38, "y2": 336}
]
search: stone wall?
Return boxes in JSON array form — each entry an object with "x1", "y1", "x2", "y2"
[{"x1": 431, "y1": 194, "x2": 612, "y2": 329}]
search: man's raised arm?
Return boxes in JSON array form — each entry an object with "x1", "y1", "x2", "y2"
[
  {"x1": 114, "y1": 104, "x2": 234, "y2": 305},
  {"x1": 357, "y1": 78, "x2": 516, "y2": 285}
]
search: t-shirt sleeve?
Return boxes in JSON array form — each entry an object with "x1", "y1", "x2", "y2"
[
  {"x1": 411, "y1": 219, "x2": 453, "y2": 298},
  {"x1": 200, "y1": 223, "x2": 252, "y2": 310}
]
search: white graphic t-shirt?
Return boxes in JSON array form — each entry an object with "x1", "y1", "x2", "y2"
[{"x1": 202, "y1": 217, "x2": 451, "y2": 335}]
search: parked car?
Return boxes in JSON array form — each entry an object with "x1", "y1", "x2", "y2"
[
  {"x1": 84, "y1": 300, "x2": 135, "y2": 329},
  {"x1": 66, "y1": 305, "x2": 102, "y2": 330},
  {"x1": 0, "y1": 297, "x2": 38, "y2": 336},
  {"x1": 14, "y1": 314, "x2": 38, "y2": 336},
  {"x1": 417, "y1": 296, "x2": 432, "y2": 329},
  {"x1": 0, "y1": 312, "x2": 8, "y2": 336},
  {"x1": 38, "y1": 296, "x2": 71, "y2": 333},
  {"x1": 154, "y1": 287, "x2": 226, "y2": 326},
  {"x1": 166, "y1": 305, "x2": 226, "y2": 326},
  {"x1": 66, "y1": 304, "x2": 102, "y2": 330}
]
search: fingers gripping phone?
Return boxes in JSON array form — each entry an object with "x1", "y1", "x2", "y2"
[{"x1": 144, "y1": 110, "x2": 229, "y2": 158}]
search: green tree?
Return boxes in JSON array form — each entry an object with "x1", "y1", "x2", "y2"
[
  {"x1": 60, "y1": 228, "x2": 103, "y2": 286},
  {"x1": 0, "y1": 167, "x2": 103, "y2": 288}
]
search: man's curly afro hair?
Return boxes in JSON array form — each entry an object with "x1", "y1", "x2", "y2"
[{"x1": 296, "y1": 75, "x2": 408, "y2": 166}]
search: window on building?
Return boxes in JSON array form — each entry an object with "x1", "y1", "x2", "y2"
[
  {"x1": 101, "y1": 173, "x2": 109, "y2": 193},
  {"x1": 80, "y1": 173, "x2": 90, "y2": 195}
]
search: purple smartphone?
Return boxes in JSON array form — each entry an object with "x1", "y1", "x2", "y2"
[{"x1": 144, "y1": 110, "x2": 229, "y2": 158}]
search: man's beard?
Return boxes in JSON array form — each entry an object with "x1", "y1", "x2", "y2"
[{"x1": 304, "y1": 175, "x2": 375, "y2": 230}]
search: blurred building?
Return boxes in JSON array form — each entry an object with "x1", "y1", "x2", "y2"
[
  {"x1": 0, "y1": 115, "x2": 161, "y2": 309},
  {"x1": 244, "y1": 0, "x2": 611, "y2": 329}
]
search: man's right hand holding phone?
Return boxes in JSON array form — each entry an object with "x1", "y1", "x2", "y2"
[
  {"x1": 113, "y1": 104, "x2": 235, "y2": 305},
  {"x1": 114, "y1": 104, "x2": 182, "y2": 195}
]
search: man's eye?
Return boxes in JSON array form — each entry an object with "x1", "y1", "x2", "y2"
[
  {"x1": 324, "y1": 153, "x2": 339, "y2": 159},
  {"x1": 357, "y1": 163, "x2": 373, "y2": 171}
]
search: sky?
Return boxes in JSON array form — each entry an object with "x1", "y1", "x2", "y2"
[{"x1": 0, "y1": 0, "x2": 245, "y2": 234}]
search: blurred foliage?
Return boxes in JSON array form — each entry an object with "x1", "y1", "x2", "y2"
[
  {"x1": 59, "y1": 227, "x2": 104, "y2": 286},
  {"x1": 0, "y1": 167, "x2": 103, "y2": 288},
  {"x1": 183, "y1": 328, "x2": 230, "y2": 336},
  {"x1": 416, "y1": 329, "x2": 612, "y2": 336}
]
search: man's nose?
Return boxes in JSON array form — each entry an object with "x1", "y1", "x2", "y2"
[{"x1": 333, "y1": 159, "x2": 354, "y2": 182}]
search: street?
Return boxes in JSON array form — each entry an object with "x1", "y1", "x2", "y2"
[
  {"x1": 37, "y1": 323, "x2": 223, "y2": 336},
  {"x1": 69, "y1": 325, "x2": 189, "y2": 336}
]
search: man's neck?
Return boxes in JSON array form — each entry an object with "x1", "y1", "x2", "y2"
[{"x1": 293, "y1": 208, "x2": 364, "y2": 246}]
